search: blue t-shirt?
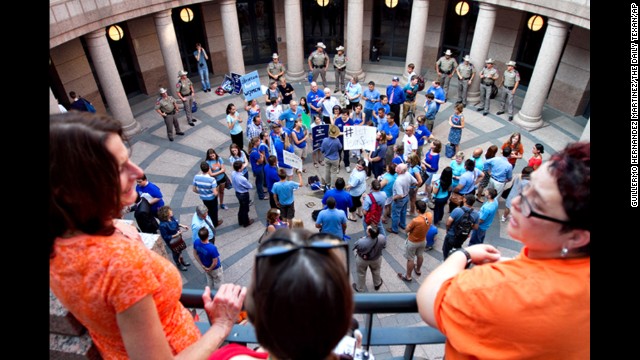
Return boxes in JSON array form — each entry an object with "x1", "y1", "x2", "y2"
[
  {"x1": 316, "y1": 208, "x2": 347, "y2": 239},
  {"x1": 372, "y1": 102, "x2": 390, "y2": 115},
  {"x1": 193, "y1": 239, "x2": 221, "y2": 269},
  {"x1": 136, "y1": 182, "x2": 164, "y2": 214},
  {"x1": 227, "y1": 114, "x2": 243, "y2": 135},
  {"x1": 477, "y1": 200, "x2": 499, "y2": 231},
  {"x1": 334, "y1": 116, "x2": 353, "y2": 145},
  {"x1": 380, "y1": 122, "x2": 399, "y2": 146},
  {"x1": 265, "y1": 164, "x2": 280, "y2": 193},
  {"x1": 207, "y1": 158, "x2": 226, "y2": 182},
  {"x1": 363, "y1": 88, "x2": 381, "y2": 110},
  {"x1": 192, "y1": 173, "x2": 217, "y2": 201},
  {"x1": 274, "y1": 138, "x2": 294, "y2": 169},
  {"x1": 322, "y1": 189, "x2": 353, "y2": 218},
  {"x1": 229, "y1": 153, "x2": 248, "y2": 177},
  {"x1": 415, "y1": 125, "x2": 432, "y2": 147},
  {"x1": 292, "y1": 127, "x2": 307, "y2": 149},
  {"x1": 249, "y1": 147, "x2": 264, "y2": 174},
  {"x1": 425, "y1": 86, "x2": 445, "y2": 112},
  {"x1": 307, "y1": 89, "x2": 323, "y2": 115},
  {"x1": 279, "y1": 107, "x2": 304, "y2": 131},
  {"x1": 321, "y1": 137, "x2": 342, "y2": 160},
  {"x1": 381, "y1": 173, "x2": 397, "y2": 198},
  {"x1": 446, "y1": 207, "x2": 480, "y2": 237},
  {"x1": 272, "y1": 181, "x2": 300, "y2": 206},
  {"x1": 426, "y1": 224, "x2": 438, "y2": 246},
  {"x1": 457, "y1": 169, "x2": 482, "y2": 195}
]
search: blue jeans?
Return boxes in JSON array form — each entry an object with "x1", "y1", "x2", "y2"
[
  {"x1": 469, "y1": 228, "x2": 486, "y2": 245},
  {"x1": 362, "y1": 219, "x2": 386, "y2": 237},
  {"x1": 433, "y1": 196, "x2": 449, "y2": 225},
  {"x1": 391, "y1": 196, "x2": 409, "y2": 232},
  {"x1": 199, "y1": 66, "x2": 211, "y2": 91},
  {"x1": 254, "y1": 168, "x2": 266, "y2": 199}
]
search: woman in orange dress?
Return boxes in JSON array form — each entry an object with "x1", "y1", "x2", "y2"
[
  {"x1": 50, "y1": 112, "x2": 246, "y2": 359},
  {"x1": 501, "y1": 132, "x2": 524, "y2": 168}
]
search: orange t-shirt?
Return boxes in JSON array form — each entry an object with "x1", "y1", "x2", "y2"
[
  {"x1": 501, "y1": 142, "x2": 524, "y2": 166},
  {"x1": 406, "y1": 212, "x2": 433, "y2": 242},
  {"x1": 434, "y1": 248, "x2": 590, "y2": 360},
  {"x1": 50, "y1": 230, "x2": 200, "y2": 359}
]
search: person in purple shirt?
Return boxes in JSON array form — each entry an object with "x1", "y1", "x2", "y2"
[{"x1": 386, "y1": 76, "x2": 406, "y2": 127}]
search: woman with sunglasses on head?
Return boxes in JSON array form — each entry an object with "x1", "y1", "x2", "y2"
[
  {"x1": 417, "y1": 142, "x2": 590, "y2": 359},
  {"x1": 50, "y1": 112, "x2": 246, "y2": 359},
  {"x1": 210, "y1": 229, "x2": 354, "y2": 360}
]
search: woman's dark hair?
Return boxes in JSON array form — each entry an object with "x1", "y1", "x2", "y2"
[
  {"x1": 534, "y1": 143, "x2": 545, "y2": 154},
  {"x1": 50, "y1": 112, "x2": 124, "y2": 257},
  {"x1": 548, "y1": 142, "x2": 591, "y2": 239},
  {"x1": 432, "y1": 139, "x2": 442, "y2": 153},
  {"x1": 439, "y1": 166, "x2": 453, "y2": 192},
  {"x1": 246, "y1": 229, "x2": 353, "y2": 360},
  {"x1": 157, "y1": 206, "x2": 172, "y2": 222},
  {"x1": 206, "y1": 148, "x2": 218, "y2": 160},
  {"x1": 226, "y1": 103, "x2": 235, "y2": 115}
]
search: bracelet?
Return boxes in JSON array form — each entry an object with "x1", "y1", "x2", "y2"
[{"x1": 454, "y1": 248, "x2": 473, "y2": 269}]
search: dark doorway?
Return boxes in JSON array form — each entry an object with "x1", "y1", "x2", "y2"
[
  {"x1": 371, "y1": 0, "x2": 413, "y2": 60},
  {"x1": 106, "y1": 22, "x2": 143, "y2": 97},
  {"x1": 301, "y1": 0, "x2": 344, "y2": 55},
  {"x1": 173, "y1": 6, "x2": 211, "y2": 75},
  {"x1": 237, "y1": 0, "x2": 277, "y2": 65},
  {"x1": 515, "y1": 13, "x2": 548, "y2": 89},
  {"x1": 50, "y1": 58, "x2": 70, "y2": 109},
  {"x1": 440, "y1": 0, "x2": 479, "y2": 63}
]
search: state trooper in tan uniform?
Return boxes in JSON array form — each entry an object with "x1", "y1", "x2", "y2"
[
  {"x1": 455, "y1": 55, "x2": 475, "y2": 107},
  {"x1": 435, "y1": 49, "x2": 458, "y2": 100},
  {"x1": 497, "y1": 60, "x2": 520, "y2": 121},
  {"x1": 308, "y1": 42, "x2": 330, "y2": 88},
  {"x1": 155, "y1": 88, "x2": 184, "y2": 142},
  {"x1": 333, "y1": 45, "x2": 347, "y2": 93},
  {"x1": 176, "y1": 70, "x2": 196, "y2": 126},
  {"x1": 477, "y1": 58, "x2": 499, "y2": 116},
  {"x1": 267, "y1": 53, "x2": 286, "y2": 81}
]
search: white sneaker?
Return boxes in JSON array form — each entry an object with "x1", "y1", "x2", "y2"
[
  {"x1": 501, "y1": 215, "x2": 508, "y2": 222},
  {"x1": 418, "y1": 191, "x2": 426, "y2": 196},
  {"x1": 346, "y1": 166, "x2": 351, "y2": 173}
]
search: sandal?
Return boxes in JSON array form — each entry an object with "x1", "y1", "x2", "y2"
[
  {"x1": 414, "y1": 268, "x2": 422, "y2": 276},
  {"x1": 397, "y1": 273, "x2": 412, "y2": 282},
  {"x1": 314, "y1": 163, "x2": 319, "y2": 168}
]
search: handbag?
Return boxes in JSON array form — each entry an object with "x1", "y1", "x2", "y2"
[
  {"x1": 169, "y1": 234, "x2": 187, "y2": 253},
  {"x1": 449, "y1": 192, "x2": 464, "y2": 206},
  {"x1": 445, "y1": 143, "x2": 456, "y2": 158},
  {"x1": 191, "y1": 100, "x2": 198, "y2": 113},
  {"x1": 490, "y1": 84, "x2": 498, "y2": 99}
]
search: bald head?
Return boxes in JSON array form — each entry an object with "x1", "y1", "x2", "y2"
[
  {"x1": 396, "y1": 163, "x2": 408, "y2": 174},
  {"x1": 473, "y1": 148, "x2": 483, "y2": 158}
]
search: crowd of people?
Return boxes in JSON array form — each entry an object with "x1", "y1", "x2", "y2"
[{"x1": 50, "y1": 46, "x2": 589, "y2": 358}]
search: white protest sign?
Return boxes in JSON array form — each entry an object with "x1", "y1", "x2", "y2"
[
  {"x1": 283, "y1": 150, "x2": 302, "y2": 169},
  {"x1": 343, "y1": 126, "x2": 376, "y2": 151}
]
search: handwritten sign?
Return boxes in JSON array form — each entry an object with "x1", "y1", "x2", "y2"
[
  {"x1": 230, "y1": 72, "x2": 243, "y2": 95},
  {"x1": 283, "y1": 150, "x2": 302, "y2": 169},
  {"x1": 312, "y1": 124, "x2": 329, "y2": 151},
  {"x1": 240, "y1": 71, "x2": 262, "y2": 101},
  {"x1": 343, "y1": 126, "x2": 376, "y2": 151}
]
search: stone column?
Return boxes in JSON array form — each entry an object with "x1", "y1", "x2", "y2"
[
  {"x1": 346, "y1": 0, "x2": 365, "y2": 80},
  {"x1": 404, "y1": 0, "x2": 429, "y2": 82},
  {"x1": 84, "y1": 29, "x2": 141, "y2": 136},
  {"x1": 284, "y1": 0, "x2": 305, "y2": 81},
  {"x1": 154, "y1": 10, "x2": 184, "y2": 99},
  {"x1": 220, "y1": 0, "x2": 246, "y2": 75},
  {"x1": 514, "y1": 18, "x2": 569, "y2": 130},
  {"x1": 50, "y1": 87, "x2": 62, "y2": 114},
  {"x1": 467, "y1": 2, "x2": 497, "y2": 104}
]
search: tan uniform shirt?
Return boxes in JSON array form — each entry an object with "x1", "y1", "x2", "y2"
[
  {"x1": 480, "y1": 67, "x2": 499, "y2": 84},
  {"x1": 267, "y1": 62, "x2": 285, "y2": 76},
  {"x1": 333, "y1": 54, "x2": 347, "y2": 70},
  {"x1": 309, "y1": 50, "x2": 329, "y2": 67},
  {"x1": 436, "y1": 57, "x2": 458, "y2": 73},
  {"x1": 155, "y1": 96, "x2": 177, "y2": 113},
  {"x1": 503, "y1": 69, "x2": 520, "y2": 87},
  {"x1": 176, "y1": 79, "x2": 193, "y2": 96},
  {"x1": 457, "y1": 63, "x2": 475, "y2": 79}
]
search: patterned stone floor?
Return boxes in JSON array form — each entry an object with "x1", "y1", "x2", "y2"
[{"x1": 122, "y1": 60, "x2": 588, "y2": 360}]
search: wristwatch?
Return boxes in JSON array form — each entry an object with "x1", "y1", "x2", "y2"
[{"x1": 455, "y1": 248, "x2": 473, "y2": 269}]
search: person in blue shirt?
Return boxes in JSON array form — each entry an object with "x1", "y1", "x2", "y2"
[
  {"x1": 425, "y1": 80, "x2": 446, "y2": 113},
  {"x1": 191, "y1": 205, "x2": 216, "y2": 245},
  {"x1": 248, "y1": 137, "x2": 267, "y2": 201},
  {"x1": 135, "y1": 174, "x2": 164, "y2": 218},
  {"x1": 426, "y1": 223, "x2": 438, "y2": 251},
  {"x1": 231, "y1": 161, "x2": 254, "y2": 228},
  {"x1": 265, "y1": 155, "x2": 280, "y2": 209},
  {"x1": 278, "y1": 100, "x2": 304, "y2": 131},
  {"x1": 380, "y1": 113, "x2": 399, "y2": 165},
  {"x1": 321, "y1": 124, "x2": 343, "y2": 189},
  {"x1": 334, "y1": 108, "x2": 354, "y2": 172},
  {"x1": 306, "y1": 82, "x2": 324, "y2": 118},
  {"x1": 322, "y1": 177, "x2": 353, "y2": 218},
  {"x1": 272, "y1": 125, "x2": 295, "y2": 179},
  {"x1": 469, "y1": 188, "x2": 498, "y2": 245},
  {"x1": 315, "y1": 196, "x2": 348, "y2": 240},
  {"x1": 386, "y1": 76, "x2": 405, "y2": 127},
  {"x1": 414, "y1": 115, "x2": 434, "y2": 158},
  {"x1": 192, "y1": 161, "x2": 222, "y2": 227},
  {"x1": 372, "y1": 95, "x2": 390, "y2": 121},
  {"x1": 423, "y1": 93, "x2": 438, "y2": 132},
  {"x1": 362, "y1": 81, "x2": 381, "y2": 124},
  {"x1": 272, "y1": 168, "x2": 303, "y2": 228},
  {"x1": 193, "y1": 227, "x2": 223, "y2": 290},
  {"x1": 193, "y1": 43, "x2": 211, "y2": 92}
]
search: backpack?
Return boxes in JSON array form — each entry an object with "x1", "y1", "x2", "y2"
[
  {"x1": 364, "y1": 193, "x2": 382, "y2": 225},
  {"x1": 454, "y1": 208, "x2": 474, "y2": 240},
  {"x1": 81, "y1": 98, "x2": 96, "y2": 113},
  {"x1": 445, "y1": 143, "x2": 456, "y2": 158},
  {"x1": 416, "y1": 75, "x2": 425, "y2": 92}
]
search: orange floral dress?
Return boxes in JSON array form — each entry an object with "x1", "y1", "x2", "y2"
[{"x1": 50, "y1": 228, "x2": 200, "y2": 359}]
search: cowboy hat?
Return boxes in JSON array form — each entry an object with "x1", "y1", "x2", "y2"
[
  {"x1": 506, "y1": 60, "x2": 517, "y2": 66},
  {"x1": 485, "y1": 58, "x2": 495, "y2": 64},
  {"x1": 444, "y1": 49, "x2": 453, "y2": 55},
  {"x1": 272, "y1": 53, "x2": 279, "y2": 59},
  {"x1": 336, "y1": 45, "x2": 345, "y2": 51},
  {"x1": 316, "y1": 42, "x2": 326, "y2": 49},
  {"x1": 178, "y1": 70, "x2": 188, "y2": 77},
  {"x1": 328, "y1": 124, "x2": 340, "y2": 138},
  {"x1": 463, "y1": 55, "x2": 471, "y2": 61},
  {"x1": 159, "y1": 87, "x2": 168, "y2": 94}
]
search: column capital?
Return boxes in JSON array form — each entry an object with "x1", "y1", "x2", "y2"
[
  {"x1": 547, "y1": 18, "x2": 570, "y2": 30},
  {"x1": 219, "y1": 0, "x2": 237, "y2": 6},
  {"x1": 153, "y1": 9, "x2": 172, "y2": 22},
  {"x1": 84, "y1": 28, "x2": 106, "y2": 41},
  {"x1": 477, "y1": 2, "x2": 497, "y2": 12}
]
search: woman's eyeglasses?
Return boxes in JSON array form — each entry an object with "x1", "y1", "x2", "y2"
[{"x1": 518, "y1": 183, "x2": 572, "y2": 225}]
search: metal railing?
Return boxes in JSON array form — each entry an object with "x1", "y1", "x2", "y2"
[{"x1": 181, "y1": 289, "x2": 445, "y2": 360}]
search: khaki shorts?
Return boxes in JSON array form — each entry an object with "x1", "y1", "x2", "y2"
[
  {"x1": 295, "y1": 144, "x2": 307, "y2": 159},
  {"x1": 404, "y1": 239, "x2": 426, "y2": 260}
]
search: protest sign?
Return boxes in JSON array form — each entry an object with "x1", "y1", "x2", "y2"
[
  {"x1": 343, "y1": 126, "x2": 376, "y2": 151},
  {"x1": 230, "y1": 72, "x2": 243, "y2": 95},
  {"x1": 240, "y1": 71, "x2": 262, "y2": 101},
  {"x1": 283, "y1": 150, "x2": 302, "y2": 169},
  {"x1": 312, "y1": 124, "x2": 329, "y2": 151}
]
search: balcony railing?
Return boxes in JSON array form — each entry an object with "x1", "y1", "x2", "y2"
[{"x1": 181, "y1": 288, "x2": 446, "y2": 360}]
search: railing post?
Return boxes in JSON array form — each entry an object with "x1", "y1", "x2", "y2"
[
  {"x1": 403, "y1": 344, "x2": 416, "y2": 359},
  {"x1": 364, "y1": 312, "x2": 373, "y2": 352}
]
